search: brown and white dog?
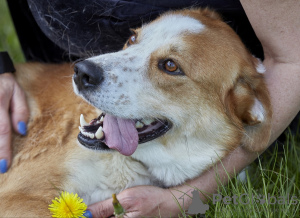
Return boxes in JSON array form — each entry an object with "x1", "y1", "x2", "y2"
[{"x1": 0, "y1": 8, "x2": 271, "y2": 217}]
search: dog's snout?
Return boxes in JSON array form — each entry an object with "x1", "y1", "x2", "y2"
[{"x1": 74, "y1": 61, "x2": 104, "y2": 91}]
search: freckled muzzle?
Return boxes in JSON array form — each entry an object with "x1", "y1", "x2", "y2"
[{"x1": 78, "y1": 113, "x2": 172, "y2": 156}]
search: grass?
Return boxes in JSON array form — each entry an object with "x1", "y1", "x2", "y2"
[
  {"x1": 1, "y1": 2, "x2": 299, "y2": 217},
  {"x1": 0, "y1": 0, "x2": 24, "y2": 62}
]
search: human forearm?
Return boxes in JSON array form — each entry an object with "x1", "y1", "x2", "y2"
[
  {"x1": 240, "y1": 0, "x2": 300, "y2": 63},
  {"x1": 264, "y1": 60, "x2": 300, "y2": 143},
  {"x1": 240, "y1": 0, "x2": 300, "y2": 142}
]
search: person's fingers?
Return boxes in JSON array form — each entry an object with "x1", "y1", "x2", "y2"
[
  {"x1": 0, "y1": 91, "x2": 12, "y2": 173},
  {"x1": 87, "y1": 197, "x2": 114, "y2": 218},
  {"x1": 0, "y1": 73, "x2": 28, "y2": 173},
  {"x1": 10, "y1": 82, "x2": 29, "y2": 135}
]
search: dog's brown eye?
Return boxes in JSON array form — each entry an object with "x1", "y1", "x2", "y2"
[
  {"x1": 128, "y1": 34, "x2": 137, "y2": 45},
  {"x1": 158, "y1": 59, "x2": 184, "y2": 76},
  {"x1": 165, "y1": 60, "x2": 178, "y2": 72}
]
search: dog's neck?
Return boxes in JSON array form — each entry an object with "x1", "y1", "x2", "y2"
[{"x1": 131, "y1": 134, "x2": 226, "y2": 187}]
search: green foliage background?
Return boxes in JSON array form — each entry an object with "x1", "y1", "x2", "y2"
[{"x1": 0, "y1": 0, "x2": 24, "y2": 62}]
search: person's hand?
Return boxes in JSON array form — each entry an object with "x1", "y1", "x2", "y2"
[
  {"x1": 0, "y1": 73, "x2": 29, "y2": 173},
  {"x1": 86, "y1": 185, "x2": 184, "y2": 218}
]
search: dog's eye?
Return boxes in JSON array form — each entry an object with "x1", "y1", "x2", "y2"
[
  {"x1": 128, "y1": 34, "x2": 137, "y2": 45},
  {"x1": 165, "y1": 60, "x2": 178, "y2": 72},
  {"x1": 159, "y1": 59, "x2": 184, "y2": 76}
]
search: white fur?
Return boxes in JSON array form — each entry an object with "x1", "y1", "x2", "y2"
[
  {"x1": 251, "y1": 98, "x2": 265, "y2": 122},
  {"x1": 139, "y1": 14, "x2": 205, "y2": 51},
  {"x1": 132, "y1": 138, "x2": 224, "y2": 187},
  {"x1": 256, "y1": 59, "x2": 266, "y2": 74},
  {"x1": 64, "y1": 148, "x2": 152, "y2": 205}
]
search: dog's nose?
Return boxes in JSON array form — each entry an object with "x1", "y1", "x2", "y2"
[{"x1": 74, "y1": 61, "x2": 104, "y2": 91}]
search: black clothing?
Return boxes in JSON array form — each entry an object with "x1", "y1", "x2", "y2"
[
  {"x1": 0, "y1": 52, "x2": 15, "y2": 74},
  {"x1": 8, "y1": 0, "x2": 263, "y2": 62}
]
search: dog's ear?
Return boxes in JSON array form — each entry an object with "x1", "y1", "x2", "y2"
[
  {"x1": 225, "y1": 58, "x2": 272, "y2": 153},
  {"x1": 226, "y1": 77, "x2": 264, "y2": 126},
  {"x1": 189, "y1": 8, "x2": 222, "y2": 21},
  {"x1": 200, "y1": 8, "x2": 223, "y2": 20}
]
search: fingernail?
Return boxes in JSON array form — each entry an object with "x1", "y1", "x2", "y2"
[
  {"x1": 83, "y1": 210, "x2": 93, "y2": 218},
  {"x1": 0, "y1": 159, "x2": 8, "y2": 174},
  {"x1": 18, "y1": 121, "x2": 27, "y2": 135}
]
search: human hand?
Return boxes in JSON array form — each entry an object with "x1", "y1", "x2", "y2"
[
  {"x1": 86, "y1": 185, "x2": 184, "y2": 218},
  {"x1": 0, "y1": 73, "x2": 29, "y2": 173}
]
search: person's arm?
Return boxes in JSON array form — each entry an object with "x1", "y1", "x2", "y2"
[
  {"x1": 86, "y1": 1, "x2": 300, "y2": 217},
  {"x1": 240, "y1": 0, "x2": 300, "y2": 141},
  {"x1": 0, "y1": 52, "x2": 28, "y2": 174}
]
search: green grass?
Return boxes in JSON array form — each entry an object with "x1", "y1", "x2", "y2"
[{"x1": 0, "y1": 0, "x2": 24, "y2": 62}]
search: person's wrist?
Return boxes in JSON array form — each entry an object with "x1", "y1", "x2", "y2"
[
  {"x1": 160, "y1": 187, "x2": 186, "y2": 216},
  {"x1": 0, "y1": 51, "x2": 15, "y2": 75}
]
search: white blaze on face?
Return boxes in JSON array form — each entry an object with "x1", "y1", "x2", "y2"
[
  {"x1": 138, "y1": 14, "x2": 205, "y2": 51},
  {"x1": 84, "y1": 14, "x2": 205, "y2": 118}
]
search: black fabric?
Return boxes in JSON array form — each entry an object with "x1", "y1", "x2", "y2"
[
  {"x1": 0, "y1": 52, "x2": 15, "y2": 74},
  {"x1": 7, "y1": 0, "x2": 76, "y2": 63},
  {"x1": 9, "y1": 0, "x2": 263, "y2": 62}
]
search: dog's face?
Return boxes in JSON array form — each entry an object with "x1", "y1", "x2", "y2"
[{"x1": 73, "y1": 9, "x2": 271, "y2": 157}]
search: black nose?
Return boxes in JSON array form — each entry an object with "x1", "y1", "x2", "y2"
[{"x1": 73, "y1": 61, "x2": 104, "y2": 91}]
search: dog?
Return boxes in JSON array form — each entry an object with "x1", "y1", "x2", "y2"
[{"x1": 0, "y1": 8, "x2": 271, "y2": 217}]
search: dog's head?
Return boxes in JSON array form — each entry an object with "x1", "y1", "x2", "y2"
[{"x1": 73, "y1": 8, "x2": 271, "y2": 157}]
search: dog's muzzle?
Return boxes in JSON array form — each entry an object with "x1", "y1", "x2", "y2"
[
  {"x1": 73, "y1": 61, "x2": 104, "y2": 91},
  {"x1": 73, "y1": 60, "x2": 173, "y2": 156}
]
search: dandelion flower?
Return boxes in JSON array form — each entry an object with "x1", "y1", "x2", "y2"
[{"x1": 49, "y1": 191, "x2": 87, "y2": 218}]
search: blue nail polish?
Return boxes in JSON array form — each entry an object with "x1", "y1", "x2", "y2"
[
  {"x1": 18, "y1": 121, "x2": 27, "y2": 135},
  {"x1": 0, "y1": 159, "x2": 7, "y2": 174},
  {"x1": 83, "y1": 210, "x2": 93, "y2": 218}
]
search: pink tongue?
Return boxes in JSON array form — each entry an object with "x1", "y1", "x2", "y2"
[{"x1": 103, "y1": 114, "x2": 139, "y2": 156}]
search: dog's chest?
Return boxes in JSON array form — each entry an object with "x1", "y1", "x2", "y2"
[{"x1": 63, "y1": 150, "x2": 153, "y2": 204}]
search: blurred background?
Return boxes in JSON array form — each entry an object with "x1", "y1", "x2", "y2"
[{"x1": 0, "y1": 0, "x2": 24, "y2": 62}]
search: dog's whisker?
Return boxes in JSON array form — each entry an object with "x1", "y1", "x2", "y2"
[{"x1": 73, "y1": 58, "x2": 85, "y2": 65}]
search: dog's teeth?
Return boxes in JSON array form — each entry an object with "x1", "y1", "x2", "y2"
[
  {"x1": 81, "y1": 131, "x2": 95, "y2": 139},
  {"x1": 135, "y1": 121, "x2": 144, "y2": 128},
  {"x1": 95, "y1": 126, "x2": 104, "y2": 139},
  {"x1": 141, "y1": 118, "x2": 155, "y2": 125},
  {"x1": 100, "y1": 116, "x2": 104, "y2": 122},
  {"x1": 79, "y1": 126, "x2": 84, "y2": 132},
  {"x1": 89, "y1": 133, "x2": 95, "y2": 139},
  {"x1": 80, "y1": 114, "x2": 89, "y2": 126}
]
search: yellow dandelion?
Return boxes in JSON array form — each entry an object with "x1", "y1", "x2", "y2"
[{"x1": 49, "y1": 191, "x2": 87, "y2": 218}]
